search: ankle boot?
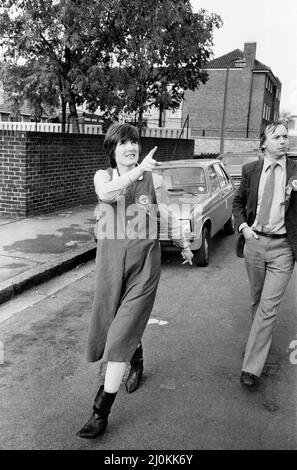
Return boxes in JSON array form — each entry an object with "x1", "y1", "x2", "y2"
[
  {"x1": 77, "y1": 385, "x2": 117, "y2": 439},
  {"x1": 126, "y1": 342, "x2": 144, "y2": 393}
]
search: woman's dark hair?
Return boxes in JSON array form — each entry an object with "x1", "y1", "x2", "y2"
[
  {"x1": 260, "y1": 119, "x2": 288, "y2": 151},
  {"x1": 103, "y1": 123, "x2": 141, "y2": 168}
]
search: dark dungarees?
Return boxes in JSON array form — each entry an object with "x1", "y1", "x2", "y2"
[{"x1": 87, "y1": 170, "x2": 161, "y2": 363}]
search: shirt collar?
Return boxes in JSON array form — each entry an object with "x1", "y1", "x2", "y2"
[
  {"x1": 113, "y1": 167, "x2": 143, "y2": 180},
  {"x1": 263, "y1": 156, "x2": 286, "y2": 172}
]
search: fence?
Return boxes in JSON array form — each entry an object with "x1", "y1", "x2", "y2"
[
  {"x1": 0, "y1": 121, "x2": 102, "y2": 134},
  {"x1": 0, "y1": 121, "x2": 191, "y2": 139},
  {"x1": 190, "y1": 127, "x2": 260, "y2": 139},
  {"x1": 141, "y1": 127, "x2": 189, "y2": 139}
]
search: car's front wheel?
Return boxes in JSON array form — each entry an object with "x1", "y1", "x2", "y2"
[
  {"x1": 193, "y1": 225, "x2": 210, "y2": 267},
  {"x1": 224, "y1": 214, "x2": 235, "y2": 235}
]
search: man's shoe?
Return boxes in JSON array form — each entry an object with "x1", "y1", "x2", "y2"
[{"x1": 240, "y1": 371, "x2": 259, "y2": 389}]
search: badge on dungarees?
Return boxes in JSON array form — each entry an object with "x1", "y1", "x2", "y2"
[{"x1": 138, "y1": 194, "x2": 150, "y2": 206}]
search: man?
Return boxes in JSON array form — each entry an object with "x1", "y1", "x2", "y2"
[{"x1": 233, "y1": 120, "x2": 297, "y2": 388}]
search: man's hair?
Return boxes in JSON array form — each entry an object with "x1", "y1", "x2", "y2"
[
  {"x1": 260, "y1": 119, "x2": 288, "y2": 151},
  {"x1": 103, "y1": 123, "x2": 141, "y2": 168}
]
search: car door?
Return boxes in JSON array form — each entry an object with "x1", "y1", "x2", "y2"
[{"x1": 213, "y1": 162, "x2": 235, "y2": 225}]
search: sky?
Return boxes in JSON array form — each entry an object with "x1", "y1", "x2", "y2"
[{"x1": 191, "y1": 0, "x2": 297, "y2": 115}]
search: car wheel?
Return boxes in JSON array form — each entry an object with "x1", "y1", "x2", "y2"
[
  {"x1": 224, "y1": 214, "x2": 235, "y2": 235},
  {"x1": 193, "y1": 225, "x2": 210, "y2": 267}
]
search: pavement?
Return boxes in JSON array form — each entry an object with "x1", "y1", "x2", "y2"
[{"x1": 0, "y1": 204, "x2": 97, "y2": 305}]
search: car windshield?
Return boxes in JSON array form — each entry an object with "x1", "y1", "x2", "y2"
[
  {"x1": 223, "y1": 155, "x2": 259, "y2": 166},
  {"x1": 161, "y1": 167, "x2": 207, "y2": 195}
]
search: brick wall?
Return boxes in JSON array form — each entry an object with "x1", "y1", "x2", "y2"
[
  {"x1": 0, "y1": 131, "x2": 27, "y2": 217},
  {"x1": 24, "y1": 132, "x2": 108, "y2": 217},
  {"x1": 183, "y1": 69, "x2": 269, "y2": 139},
  {"x1": 0, "y1": 130, "x2": 194, "y2": 217},
  {"x1": 183, "y1": 69, "x2": 252, "y2": 138},
  {"x1": 248, "y1": 73, "x2": 265, "y2": 137}
]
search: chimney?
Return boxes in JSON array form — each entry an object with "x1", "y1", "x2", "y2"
[{"x1": 244, "y1": 42, "x2": 256, "y2": 69}]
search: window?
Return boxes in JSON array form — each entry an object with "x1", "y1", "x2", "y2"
[
  {"x1": 265, "y1": 76, "x2": 274, "y2": 94},
  {"x1": 208, "y1": 165, "x2": 220, "y2": 193},
  {"x1": 263, "y1": 104, "x2": 271, "y2": 121},
  {"x1": 214, "y1": 163, "x2": 228, "y2": 188},
  {"x1": 220, "y1": 166, "x2": 232, "y2": 184},
  {"x1": 162, "y1": 167, "x2": 208, "y2": 194}
]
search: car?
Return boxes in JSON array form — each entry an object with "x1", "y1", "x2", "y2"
[
  {"x1": 217, "y1": 151, "x2": 262, "y2": 187},
  {"x1": 154, "y1": 159, "x2": 236, "y2": 267},
  {"x1": 287, "y1": 150, "x2": 297, "y2": 160}
]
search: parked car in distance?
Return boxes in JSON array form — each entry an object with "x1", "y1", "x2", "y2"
[
  {"x1": 153, "y1": 159, "x2": 236, "y2": 267},
  {"x1": 217, "y1": 151, "x2": 262, "y2": 187},
  {"x1": 287, "y1": 150, "x2": 297, "y2": 160}
]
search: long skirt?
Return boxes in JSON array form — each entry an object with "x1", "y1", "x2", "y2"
[{"x1": 86, "y1": 238, "x2": 161, "y2": 363}]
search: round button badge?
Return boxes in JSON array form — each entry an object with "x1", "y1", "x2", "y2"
[{"x1": 138, "y1": 195, "x2": 149, "y2": 205}]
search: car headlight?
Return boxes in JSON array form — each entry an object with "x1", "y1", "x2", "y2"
[{"x1": 180, "y1": 219, "x2": 191, "y2": 233}]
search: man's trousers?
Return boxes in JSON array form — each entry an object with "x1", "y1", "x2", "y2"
[{"x1": 243, "y1": 234, "x2": 295, "y2": 377}]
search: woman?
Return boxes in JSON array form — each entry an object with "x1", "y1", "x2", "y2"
[{"x1": 77, "y1": 123, "x2": 193, "y2": 439}]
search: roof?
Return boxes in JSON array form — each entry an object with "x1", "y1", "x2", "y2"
[
  {"x1": 0, "y1": 101, "x2": 49, "y2": 118},
  {"x1": 204, "y1": 48, "x2": 271, "y2": 72},
  {"x1": 0, "y1": 104, "x2": 30, "y2": 115}
]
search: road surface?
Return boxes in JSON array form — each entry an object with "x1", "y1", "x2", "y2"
[{"x1": 0, "y1": 232, "x2": 296, "y2": 450}]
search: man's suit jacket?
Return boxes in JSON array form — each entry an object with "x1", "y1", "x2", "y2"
[{"x1": 232, "y1": 157, "x2": 297, "y2": 259}]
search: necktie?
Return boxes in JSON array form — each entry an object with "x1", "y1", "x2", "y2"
[{"x1": 257, "y1": 162, "x2": 277, "y2": 231}]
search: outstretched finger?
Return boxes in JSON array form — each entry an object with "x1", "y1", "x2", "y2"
[{"x1": 147, "y1": 146, "x2": 158, "y2": 158}]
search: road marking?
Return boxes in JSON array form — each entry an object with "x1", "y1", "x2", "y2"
[{"x1": 148, "y1": 318, "x2": 169, "y2": 325}]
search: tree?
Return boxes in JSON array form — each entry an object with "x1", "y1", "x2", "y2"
[
  {"x1": 0, "y1": 0, "x2": 123, "y2": 131},
  {"x1": 0, "y1": 61, "x2": 60, "y2": 122},
  {"x1": 0, "y1": 0, "x2": 222, "y2": 131},
  {"x1": 84, "y1": 0, "x2": 222, "y2": 129},
  {"x1": 280, "y1": 109, "x2": 292, "y2": 122}
]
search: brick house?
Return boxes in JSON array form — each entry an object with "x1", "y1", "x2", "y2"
[
  {"x1": 0, "y1": 102, "x2": 38, "y2": 122},
  {"x1": 0, "y1": 80, "x2": 50, "y2": 122},
  {"x1": 182, "y1": 42, "x2": 281, "y2": 139}
]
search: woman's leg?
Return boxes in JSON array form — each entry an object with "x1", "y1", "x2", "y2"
[{"x1": 104, "y1": 361, "x2": 127, "y2": 393}]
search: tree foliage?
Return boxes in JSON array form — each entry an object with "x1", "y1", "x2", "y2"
[
  {"x1": 0, "y1": 61, "x2": 60, "y2": 121},
  {"x1": 84, "y1": 0, "x2": 222, "y2": 128},
  {"x1": 0, "y1": 0, "x2": 222, "y2": 130},
  {"x1": 0, "y1": 0, "x2": 123, "y2": 131}
]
